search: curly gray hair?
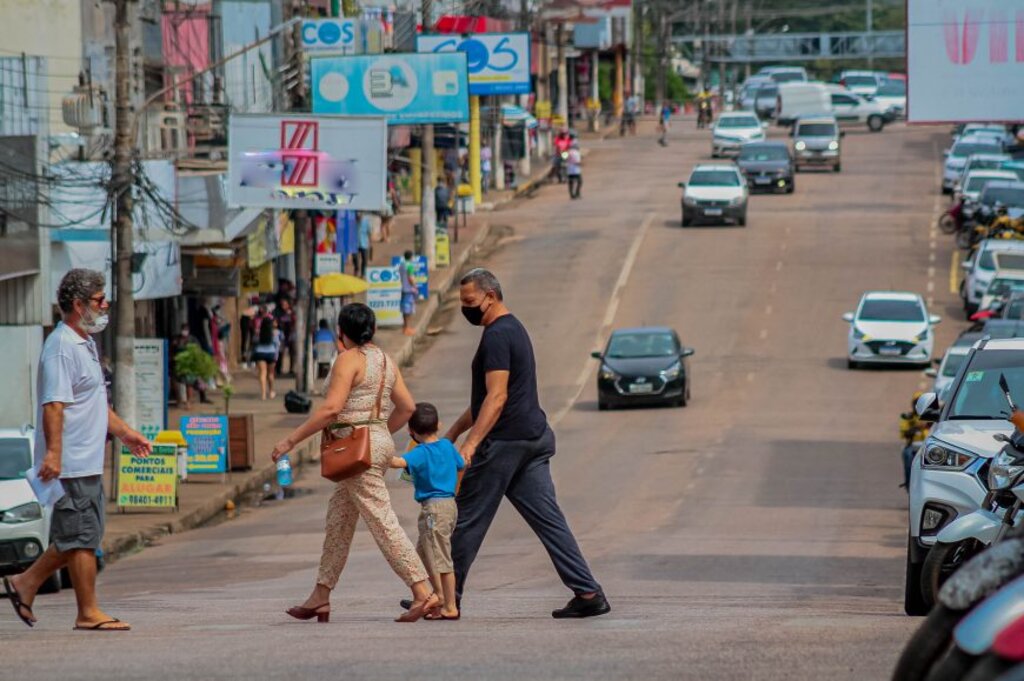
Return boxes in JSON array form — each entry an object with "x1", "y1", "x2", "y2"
[{"x1": 57, "y1": 268, "x2": 105, "y2": 314}]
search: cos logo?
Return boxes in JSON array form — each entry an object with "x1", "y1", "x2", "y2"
[
  {"x1": 431, "y1": 37, "x2": 518, "y2": 74},
  {"x1": 302, "y1": 20, "x2": 356, "y2": 48},
  {"x1": 368, "y1": 268, "x2": 399, "y2": 284}
]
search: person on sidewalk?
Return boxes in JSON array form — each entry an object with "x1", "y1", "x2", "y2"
[
  {"x1": 271, "y1": 303, "x2": 440, "y2": 623},
  {"x1": 444, "y1": 268, "x2": 610, "y2": 619},
  {"x1": 566, "y1": 141, "x2": 582, "y2": 200},
  {"x1": 4, "y1": 268, "x2": 152, "y2": 631},
  {"x1": 435, "y1": 181, "x2": 452, "y2": 229},
  {"x1": 253, "y1": 316, "x2": 282, "y2": 401},
  {"x1": 400, "y1": 250, "x2": 418, "y2": 337},
  {"x1": 354, "y1": 211, "x2": 372, "y2": 279},
  {"x1": 389, "y1": 402, "x2": 465, "y2": 620}
]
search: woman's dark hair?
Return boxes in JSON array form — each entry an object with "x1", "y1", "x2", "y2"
[
  {"x1": 338, "y1": 303, "x2": 376, "y2": 346},
  {"x1": 258, "y1": 319, "x2": 275, "y2": 345}
]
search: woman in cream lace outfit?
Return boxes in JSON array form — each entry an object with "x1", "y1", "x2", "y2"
[{"x1": 271, "y1": 303, "x2": 438, "y2": 623}]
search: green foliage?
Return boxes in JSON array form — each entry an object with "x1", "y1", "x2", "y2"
[
  {"x1": 221, "y1": 384, "x2": 235, "y2": 414},
  {"x1": 174, "y1": 343, "x2": 217, "y2": 383}
]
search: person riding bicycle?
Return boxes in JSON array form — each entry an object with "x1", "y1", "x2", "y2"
[
  {"x1": 696, "y1": 89, "x2": 713, "y2": 128},
  {"x1": 899, "y1": 392, "x2": 930, "y2": 489}
]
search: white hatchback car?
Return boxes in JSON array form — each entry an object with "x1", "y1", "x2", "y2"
[
  {"x1": 0, "y1": 426, "x2": 60, "y2": 593},
  {"x1": 843, "y1": 292, "x2": 940, "y2": 369},
  {"x1": 711, "y1": 112, "x2": 766, "y2": 157},
  {"x1": 962, "y1": 240, "x2": 1024, "y2": 314},
  {"x1": 679, "y1": 164, "x2": 749, "y2": 227},
  {"x1": 957, "y1": 169, "x2": 1020, "y2": 205},
  {"x1": 943, "y1": 137, "x2": 1006, "y2": 193}
]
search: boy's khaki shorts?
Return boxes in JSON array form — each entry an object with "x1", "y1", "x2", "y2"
[{"x1": 416, "y1": 497, "x2": 457, "y2": 575}]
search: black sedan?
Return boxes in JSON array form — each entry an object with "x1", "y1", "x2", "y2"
[
  {"x1": 591, "y1": 327, "x2": 694, "y2": 410},
  {"x1": 736, "y1": 141, "x2": 795, "y2": 194}
]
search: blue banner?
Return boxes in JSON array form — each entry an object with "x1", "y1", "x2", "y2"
[
  {"x1": 417, "y1": 33, "x2": 531, "y2": 96},
  {"x1": 312, "y1": 53, "x2": 470, "y2": 124},
  {"x1": 180, "y1": 415, "x2": 229, "y2": 474}
]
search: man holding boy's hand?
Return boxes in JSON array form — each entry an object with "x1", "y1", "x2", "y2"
[{"x1": 445, "y1": 268, "x2": 610, "y2": 619}]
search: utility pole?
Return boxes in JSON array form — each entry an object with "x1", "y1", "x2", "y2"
[
  {"x1": 866, "y1": 0, "x2": 874, "y2": 69},
  {"x1": 420, "y1": 0, "x2": 436, "y2": 269},
  {"x1": 555, "y1": 23, "x2": 568, "y2": 124},
  {"x1": 112, "y1": 0, "x2": 136, "y2": 429}
]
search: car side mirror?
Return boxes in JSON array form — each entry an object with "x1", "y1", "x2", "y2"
[
  {"x1": 590, "y1": 351, "x2": 603, "y2": 360},
  {"x1": 677, "y1": 182, "x2": 686, "y2": 188},
  {"x1": 789, "y1": 128, "x2": 794, "y2": 137},
  {"x1": 840, "y1": 130, "x2": 847, "y2": 138},
  {"x1": 842, "y1": 312, "x2": 855, "y2": 322},
  {"x1": 929, "y1": 315, "x2": 942, "y2": 325},
  {"x1": 916, "y1": 392, "x2": 941, "y2": 421},
  {"x1": 944, "y1": 148, "x2": 951, "y2": 156},
  {"x1": 924, "y1": 368, "x2": 938, "y2": 378},
  {"x1": 762, "y1": 121, "x2": 769, "y2": 129},
  {"x1": 961, "y1": 261, "x2": 972, "y2": 271},
  {"x1": 680, "y1": 348, "x2": 695, "y2": 358}
]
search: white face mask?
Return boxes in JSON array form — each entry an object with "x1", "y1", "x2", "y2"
[{"x1": 80, "y1": 305, "x2": 109, "y2": 334}]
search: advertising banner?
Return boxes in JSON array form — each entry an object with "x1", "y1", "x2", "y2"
[
  {"x1": 311, "y1": 52, "x2": 470, "y2": 124},
  {"x1": 907, "y1": 0, "x2": 1024, "y2": 123},
  {"x1": 133, "y1": 339, "x2": 167, "y2": 442},
  {"x1": 436, "y1": 232, "x2": 451, "y2": 267},
  {"x1": 417, "y1": 33, "x2": 531, "y2": 96},
  {"x1": 180, "y1": 415, "x2": 230, "y2": 474},
  {"x1": 118, "y1": 444, "x2": 177, "y2": 510},
  {"x1": 366, "y1": 266, "x2": 402, "y2": 326},
  {"x1": 302, "y1": 18, "x2": 359, "y2": 55},
  {"x1": 228, "y1": 114, "x2": 387, "y2": 212}
]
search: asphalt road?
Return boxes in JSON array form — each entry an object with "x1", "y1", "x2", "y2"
[{"x1": 6, "y1": 120, "x2": 960, "y2": 680}]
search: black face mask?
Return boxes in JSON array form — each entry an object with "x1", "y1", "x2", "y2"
[{"x1": 461, "y1": 302, "x2": 487, "y2": 326}]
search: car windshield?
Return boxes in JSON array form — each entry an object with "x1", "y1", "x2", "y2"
[
  {"x1": 844, "y1": 75, "x2": 878, "y2": 87},
  {"x1": 739, "y1": 146, "x2": 788, "y2": 161},
  {"x1": 606, "y1": 333, "x2": 678, "y2": 359},
  {"x1": 953, "y1": 142, "x2": 1002, "y2": 158},
  {"x1": 756, "y1": 85, "x2": 778, "y2": 97},
  {"x1": 949, "y1": 351, "x2": 1024, "y2": 419},
  {"x1": 981, "y1": 187, "x2": 1024, "y2": 207},
  {"x1": 1007, "y1": 299, "x2": 1024, "y2": 319},
  {"x1": 689, "y1": 170, "x2": 740, "y2": 186},
  {"x1": 718, "y1": 116, "x2": 759, "y2": 128},
  {"x1": 967, "y1": 176, "x2": 1002, "y2": 192},
  {"x1": 772, "y1": 72, "x2": 803, "y2": 83},
  {"x1": 859, "y1": 299, "x2": 925, "y2": 322},
  {"x1": 968, "y1": 160, "x2": 1005, "y2": 172},
  {"x1": 876, "y1": 82, "x2": 906, "y2": 96},
  {"x1": 1002, "y1": 167, "x2": 1024, "y2": 182},
  {"x1": 942, "y1": 353, "x2": 968, "y2": 378},
  {"x1": 797, "y1": 123, "x2": 837, "y2": 137},
  {"x1": 0, "y1": 437, "x2": 31, "y2": 480},
  {"x1": 988, "y1": 278, "x2": 1024, "y2": 297}
]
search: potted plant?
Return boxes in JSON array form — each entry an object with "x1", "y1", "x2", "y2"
[{"x1": 173, "y1": 343, "x2": 217, "y2": 409}]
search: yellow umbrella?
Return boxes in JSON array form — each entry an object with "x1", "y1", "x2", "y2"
[{"x1": 314, "y1": 272, "x2": 369, "y2": 297}]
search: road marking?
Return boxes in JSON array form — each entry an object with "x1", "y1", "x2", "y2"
[
  {"x1": 775, "y1": 260, "x2": 783, "y2": 271},
  {"x1": 930, "y1": 252, "x2": 936, "y2": 263},
  {"x1": 927, "y1": 280, "x2": 935, "y2": 293},
  {"x1": 770, "y1": 282, "x2": 777, "y2": 294},
  {"x1": 765, "y1": 305, "x2": 773, "y2": 315},
  {"x1": 759, "y1": 329, "x2": 768, "y2": 340},
  {"x1": 950, "y1": 250, "x2": 960, "y2": 294},
  {"x1": 746, "y1": 372, "x2": 755, "y2": 382},
  {"x1": 785, "y1": 225, "x2": 791, "y2": 235},
  {"x1": 928, "y1": 266, "x2": 935, "y2": 278},
  {"x1": 550, "y1": 211, "x2": 655, "y2": 426},
  {"x1": 780, "y1": 242, "x2": 787, "y2": 252}
]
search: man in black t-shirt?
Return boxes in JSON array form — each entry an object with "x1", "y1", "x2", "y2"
[{"x1": 444, "y1": 268, "x2": 609, "y2": 619}]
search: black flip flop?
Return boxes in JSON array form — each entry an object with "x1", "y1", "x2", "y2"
[
  {"x1": 3, "y1": 576, "x2": 34, "y2": 628},
  {"x1": 74, "y1": 618, "x2": 130, "y2": 631}
]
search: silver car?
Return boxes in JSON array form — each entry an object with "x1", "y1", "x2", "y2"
[{"x1": 792, "y1": 115, "x2": 843, "y2": 172}]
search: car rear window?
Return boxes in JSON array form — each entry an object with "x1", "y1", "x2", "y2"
[
  {"x1": 859, "y1": 299, "x2": 925, "y2": 322},
  {"x1": 953, "y1": 142, "x2": 1002, "y2": 158},
  {"x1": 756, "y1": 85, "x2": 778, "y2": 97},
  {"x1": 0, "y1": 437, "x2": 31, "y2": 480},
  {"x1": 689, "y1": 170, "x2": 741, "y2": 186},
  {"x1": 797, "y1": 123, "x2": 837, "y2": 137}
]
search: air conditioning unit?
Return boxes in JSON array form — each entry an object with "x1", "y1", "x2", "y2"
[{"x1": 145, "y1": 108, "x2": 187, "y2": 155}]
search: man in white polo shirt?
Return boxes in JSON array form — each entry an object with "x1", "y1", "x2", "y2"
[{"x1": 3, "y1": 269, "x2": 150, "y2": 631}]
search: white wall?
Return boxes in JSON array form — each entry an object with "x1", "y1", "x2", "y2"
[{"x1": 0, "y1": 326, "x2": 42, "y2": 429}]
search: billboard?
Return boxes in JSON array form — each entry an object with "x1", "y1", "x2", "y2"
[
  {"x1": 228, "y1": 114, "x2": 387, "y2": 211},
  {"x1": 417, "y1": 33, "x2": 531, "y2": 95},
  {"x1": 311, "y1": 52, "x2": 470, "y2": 124},
  {"x1": 366, "y1": 266, "x2": 402, "y2": 326},
  {"x1": 908, "y1": 0, "x2": 1024, "y2": 123}
]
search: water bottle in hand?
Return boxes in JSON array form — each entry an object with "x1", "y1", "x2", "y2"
[{"x1": 276, "y1": 454, "x2": 293, "y2": 487}]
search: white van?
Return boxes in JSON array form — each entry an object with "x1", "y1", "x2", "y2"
[{"x1": 776, "y1": 82, "x2": 831, "y2": 127}]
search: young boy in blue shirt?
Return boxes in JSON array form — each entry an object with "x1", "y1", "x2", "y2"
[{"x1": 390, "y1": 402, "x2": 465, "y2": 619}]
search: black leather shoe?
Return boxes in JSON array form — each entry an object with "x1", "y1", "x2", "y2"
[{"x1": 551, "y1": 591, "x2": 611, "y2": 619}]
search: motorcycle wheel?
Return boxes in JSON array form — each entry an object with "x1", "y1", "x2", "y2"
[
  {"x1": 938, "y1": 214, "x2": 958, "y2": 235},
  {"x1": 926, "y1": 647, "x2": 977, "y2": 681},
  {"x1": 922, "y1": 539, "x2": 984, "y2": 609},
  {"x1": 891, "y1": 605, "x2": 963, "y2": 681},
  {"x1": 963, "y1": 655, "x2": 1014, "y2": 681},
  {"x1": 957, "y1": 228, "x2": 974, "y2": 250}
]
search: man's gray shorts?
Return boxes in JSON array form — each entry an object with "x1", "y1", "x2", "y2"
[{"x1": 50, "y1": 475, "x2": 105, "y2": 552}]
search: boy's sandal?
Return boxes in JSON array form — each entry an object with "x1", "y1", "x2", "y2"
[{"x1": 74, "y1": 618, "x2": 131, "y2": 631}]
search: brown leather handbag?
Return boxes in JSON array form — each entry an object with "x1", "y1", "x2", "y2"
[{"x1": 320, "y1": 351, "x2": 388, "y2": 482}]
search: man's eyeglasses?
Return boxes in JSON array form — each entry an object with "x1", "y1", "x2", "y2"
[{"x1": 88, "y1": 294, "x2": 107, "y2": 305}]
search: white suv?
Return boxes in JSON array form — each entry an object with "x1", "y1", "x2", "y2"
[
  {"x1": 679, "y1": 164, "x2": 748, "y2": 227},
  {"x1": 961, "y1": 240, "x2": 1024, "y2": 314},
  {"x1": 905, "y1": 337, "x2": 1024, "y2": 614},
  {"x1": 0, "y1": 425, "x2": 60, "y2": 593}
]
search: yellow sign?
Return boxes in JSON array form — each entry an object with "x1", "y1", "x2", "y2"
[
  {"x1": 241, "y1": 262, "x2": 274, "y2": 294},
  {"x1": 586, "y1": 98, "x2": 601, "y2": 111},
  {"x1": 552, "y1": 114, "x2": 566, "y2": 127},
  {"x1": 436, "y1": 233, "x2": 451, "y2": 267},
  {"x1": 117, "y1": 444, "x2": 178, "y2": 509},
  {"x1": 535, "y1": 101, "x2": 552, "y2": 119}
]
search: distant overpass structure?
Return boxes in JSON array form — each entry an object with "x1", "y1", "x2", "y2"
[{"x1": 672, "y1": 30, "x2": 905, "y2": 63}]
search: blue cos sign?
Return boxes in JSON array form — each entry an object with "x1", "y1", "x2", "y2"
[
  {"x1": 417, "y1": 32, "x2": 531, "y2": 96},
  {"x1": 302, "y1": 19, "x2": 358, "y2": 54}
]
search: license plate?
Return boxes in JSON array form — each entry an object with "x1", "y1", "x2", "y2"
[
  {"x1": 629, "y1": 383, "x2": 654, "y2": 394},
  {"x1": 879, "y1": 346, "x2": 902, "y2": 356},
  {"x1": 703, "y1": 208, "x2": 723, "y2": 216},
  {"x1": 754, "y1": 177, "x2": 771, "y2": 185}
]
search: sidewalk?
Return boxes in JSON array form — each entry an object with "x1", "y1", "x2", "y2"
[{"x1": 99, "y1": 161, "x2": 555, "y2": 563}]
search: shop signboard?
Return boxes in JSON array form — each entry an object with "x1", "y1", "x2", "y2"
[
  {"x1": 117, "y1": 444, "x2": 177, "y2": 510},
  {"x1": 366, "y1": 266, "x2": 402, "y2": 327},
  {"x1": 133, "y1": 339, "x2": 167, "y2": 442},
  {"x1": 180, "y1": 415, "x2": 230, "y2": 474},
  {"x1": 302, "y1": 18, "x2": 359, "y2": 55},
  {"x1": 228, "y1": 114, "x2": 388, "y2": 212},
  {"x1": 316, "y1": 253, "x2": 342, "y2": 275},
  {"x1": 311, "y1": 52, "x2": 470, "y2": 124},
  {"x1": 435, "y1": 232, "x2": 451, "y2": 267},
  {"x1": 417, "y1": 33, "x2": 531, "y2": 96}
]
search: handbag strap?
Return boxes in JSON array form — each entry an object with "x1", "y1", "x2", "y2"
[
  {"x1": 325, "y1": 349, "x2": 389, "y2": 434},
  {"x1": 372, "y1": 348, "x2": 388, "y2": 421}
]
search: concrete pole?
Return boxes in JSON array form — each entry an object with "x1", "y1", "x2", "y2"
[
  {"x1": 866, "y1": 0, "x2": 874, "y2": 69},
  {"x1": 591, "y1": 50, "x2": 601, "y2": 132},
  {"x1": 493, "y1": 101, "x2": 505, "y2": 191},
  {"x1": 420, "y1": 0, "x2": 436, "y2": 268},
  {"x1": 470, "y1": 95, "x2": 482, "y2": 205},
  {"x1": 556, "y1": 24, "x2": 569, "y2": 126},
  {"x1": 614, "y1": 47, "x2": 624, "y2": 117},
  {"x1": 112, "y1": 0, "x2": 136, "y2": 429},
  {"x1": 537, "y1": 25, "x2": 550, "y2": 157}
]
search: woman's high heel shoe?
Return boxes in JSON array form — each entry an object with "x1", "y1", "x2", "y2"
[{"x1": 286, "y1": 603, "x2": 330, "y2": 623}]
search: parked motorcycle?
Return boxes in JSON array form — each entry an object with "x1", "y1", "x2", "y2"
[
  {"x1": 938, "y1": 202, "x2": 962, "y2": 235},
  {"x1": 697, "y1": 99, "x2": 712, "y2": 129}
]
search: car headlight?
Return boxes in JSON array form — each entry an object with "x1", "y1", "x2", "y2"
[
  {"x1": 683, "y1": 195, "x2": 698, "y2": 206},
  {"x1": 828, "y1": 140, "x2": 839, "y2": 151},
  {"x1": 922, "y1": 442, "x2": 976, "y2": 470},
  {"x1": 794, "y1": 141, "x2": 807, "y2": 151},
  {"x1": 853, "y1": 326, "x2": 870, "y2": 341},
  {"x1": 1, "y1": 502, "x2": 42, "y2": 523},
  {"x1": 599, "y1": 365, "x2": 618, "y2": 381},
  {"x1": 660, "y1": 361, "x2": 682, "y2": 381},
  {"x1": 728, "y1": 196, "x2": 745, "y2": 206},
  {"x1": 988, "y1": 448, "x2": 1024, "y2": 490},
  {"x1": 913, "y1": 329, "x2": 930, "y2": 343}
]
